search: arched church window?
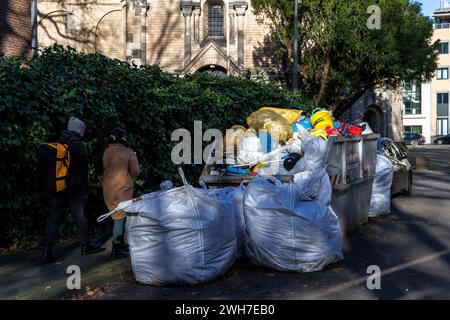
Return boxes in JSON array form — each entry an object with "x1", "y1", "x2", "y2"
[{"x1": 208, "y1": 3, "x2": 224, "y2": 37}]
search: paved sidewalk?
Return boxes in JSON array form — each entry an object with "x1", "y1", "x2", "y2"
[{"x1": 0, "y1": 240, "x2": 132, "y2": 300}]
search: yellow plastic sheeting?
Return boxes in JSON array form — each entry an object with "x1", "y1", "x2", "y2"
[
  {"x1": 246, "y1": 109, "x2": 293, "y2": 144},
  {"x1": 259, "y1": 107, "x2": 302, "y2": 124},
  {"x1": 311, "y1": 129, "x2": 328, "y2": 141}
]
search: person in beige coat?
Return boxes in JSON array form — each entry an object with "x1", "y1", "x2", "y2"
[{"x1": 102, "y1": 128, "x2": 140, "y2": 258}]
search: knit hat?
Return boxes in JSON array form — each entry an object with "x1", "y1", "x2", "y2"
[{"x1": 67, "y1": 116, "x2": 86, "y2": 137}]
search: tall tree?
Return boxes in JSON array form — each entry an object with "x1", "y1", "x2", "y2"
[{"x1": 252, "y1": 0, "x2": 438, "y2": 116}]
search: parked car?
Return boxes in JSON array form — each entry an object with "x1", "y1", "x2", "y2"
[
  {"x1": 403, "y1": 132, "x2": 425, "y2": 145},
  {"x1": 377, "y1": 138, "x2": 412, "y2": 196},
  {"x1": 433, "y1": 134, "x2": 450, "y2": 145}
]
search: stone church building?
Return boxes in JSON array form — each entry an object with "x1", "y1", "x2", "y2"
[
  {"x1": 36, "y1": 0, "x2": 403, "y2": 141},
  {"x1": 37, "y1": 0, "x2": 270, "y2": 76}
]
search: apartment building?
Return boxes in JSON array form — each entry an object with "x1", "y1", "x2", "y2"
[
  {"x1": 431, "y1": 2, "x2": 450, "y2": 140},
  {"x1": 403, "y1": 1, "x2": 450, "y2": 143}
]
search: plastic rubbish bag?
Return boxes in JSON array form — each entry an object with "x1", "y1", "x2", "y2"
[
  {"x1": 104, "y1": 169, "x2": 237, "y2": 285},
  {"x1": 244, "y1": 168, "x2": 343, "y2": 272},
  {"x1": 236, "y1": 130, "x2": 264, "y2": 164},
  {"x1": 292, "y1": 167, "x2": 332, "y2": 205},
  {"x1": 224, "y1": 125, "x2": 246, "y2": 160},
  {"x1": 253, "y1": 139, "x2": 303, "y2": 176},
  {"x1": 259, "y1": 107, "x2": 303, "y2": 124},
  {"x1": 202, "y1": 185, "x2": 246, "y2": 257},
  {"x1": 369, "y1": 154, "x2": 394, "y2": 217},
  {"x1": 247, "y1": 109, "x2": 293, "y2": 145},
  {"x1": 360, "y1": 122, "x2": 374, "y2": 134},
  {"x1": 295, "y1": 126, "x2": 328, "y2": 172},
  {"x1": 160, "y1": 180, "x2": 173, "y2": 190}
]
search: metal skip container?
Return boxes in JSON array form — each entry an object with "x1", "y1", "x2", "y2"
[
  {"x1": 199, "y1": 131, "x2": 379, "y2": 237},
  {"x1": 323, "y1": 133, "x2": 379, "y2": 236}
]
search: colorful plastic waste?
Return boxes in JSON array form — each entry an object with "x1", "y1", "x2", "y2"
[
  {"x1": 311, "y1": 129, "x2": 328, "y2": 141},
  {"x1": 227, "y1": 166, "x2": 249, "y2": 175},
  {"x1": 325, "y1": 127, "x2": 341, "y2": 136},
  {"x1": 340, "y1": 123, "x2": 363, "y2": 136},
  {"x1": 246, "y1": 109, "x2": 293, "y2": 145},
  {"x1": 258, "y1": 131, "x2": 278, "y2": 153},
  {"x1": 259, "y1": 107, "x2": 302, "y2": 124},
  {"x1": 310, "y1": 108, "x2": 334, "y2": 131},
  {"x1": 297, "y1": 118, "x2": 313, "y2": 131}
]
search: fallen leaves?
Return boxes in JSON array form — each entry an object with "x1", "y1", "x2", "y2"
[{"x1": 71, "y1": 285, "x2": 109, "y2": 300}]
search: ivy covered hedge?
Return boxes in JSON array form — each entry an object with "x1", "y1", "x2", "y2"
[{"x1": 0, "y1": 45, "x2": 308, "y2": 250}]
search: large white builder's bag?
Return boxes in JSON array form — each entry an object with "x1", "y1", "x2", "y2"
[
  {"x1": 244, "y1": 167, "x2": 343, "y2": 272},
  {"x1": 202, "y1": 185, "x2": 246, "y2": 257},
  {"x1": 99, "y1": 169, "x2": 237, "y2": 285},
  {"x1": 369, "y1": 154, "x2": 394, "y2": 217}
]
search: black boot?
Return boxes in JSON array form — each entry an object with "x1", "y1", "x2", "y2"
[
  {"x1": 111, "y1": 236, "x2": 129, "y2": 259},
  {"x1": 81, "y1": 242, "x2": 105, "y2": 255},
  {"x1": 41, "y1": 243, "x2": 56, "y2": 264}
]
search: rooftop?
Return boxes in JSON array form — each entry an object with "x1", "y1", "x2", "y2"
[{"x1": 433, "y1": 1, "x2": 450, "y2": 29}]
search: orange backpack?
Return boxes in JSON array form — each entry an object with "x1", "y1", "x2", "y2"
[{"x1": 39, "y1": 142, "x2": 71, "y2": 192}]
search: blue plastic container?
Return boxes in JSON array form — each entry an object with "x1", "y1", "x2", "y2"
[{"x1": 293, "y1": 118, "x2": 313, "y2": 131}]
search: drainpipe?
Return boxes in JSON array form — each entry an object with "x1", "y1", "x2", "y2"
[
  {"x1": 31, "y1": 0, "x2": 38, "y2": 57},
  {"x1": 226, "y1": 1, "x2": 230, "y2": 75},
  {"x1": 122, "y1": 1, "x2": 127, "y2": 60},
  {"x1": 140, "y1": 0, "x2": 149, "y2": 65}
]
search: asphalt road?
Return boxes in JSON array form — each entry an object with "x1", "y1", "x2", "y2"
[
  {"x1": 1, "y1": 145, "x2": 449, "y2": 300},
  {"x1": 98, "y1": 145, "x2": 450, "y2": 300}
]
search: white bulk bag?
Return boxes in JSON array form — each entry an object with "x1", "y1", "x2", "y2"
[
  {"x1": 244, "y1": 168, "x2": 343, "y2": 272},
  {"x1": 202, "y1": 185, "x2": 246, "y2": 258},
  {"x1": 369, "y1": 154, "x2": 394, "y2": 217},
  {"x1": 100, "y1": 169, "x2": 237, "y2": 285}
]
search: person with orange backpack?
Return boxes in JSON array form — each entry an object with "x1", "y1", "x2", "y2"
[{"x1": 39, "y1": 116, "x2": 104, "y2": 263}]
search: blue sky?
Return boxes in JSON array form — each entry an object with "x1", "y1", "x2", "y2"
[{"x1": 419, "y1": 0, "x2": 441, "y2": 17}]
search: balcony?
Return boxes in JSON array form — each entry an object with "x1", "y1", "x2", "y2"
[{"x1": 434, "y1": 23, "x2": 450, "y2": 29}]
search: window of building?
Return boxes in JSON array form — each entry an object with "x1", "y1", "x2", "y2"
[
  {"x1": 208, "y1": 3, "x2": 224, "y2": 37},
  {"x1": 437, "y1": 67, "x2": 449, "y2": 80},
  {"x1": 437, "y1": 93, "x2": 449, "y2": 117},
  {"x1": 437, "y1": 118, "x2": 449, "y2": 135},
  {"x1": 403, "y1": 125, "x2": 422, "y2": 134},
  {"x1": 437, "y1": 93, "x2": 449, "y2": 136},
  {"x1": 439, "y1": 41, "x2": 449, "y2": 54},
  {"x1": 403, "y1": 81, "x2": 421, "y2": 115}
]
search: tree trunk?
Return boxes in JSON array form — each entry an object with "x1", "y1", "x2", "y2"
[{"x1": 314, "y1": 49, "x2": 332, "y2": 107}]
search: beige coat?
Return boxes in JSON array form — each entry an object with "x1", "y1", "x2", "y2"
[{"x1": 102, "y1": 143, "x2": 140, "y2": 219}]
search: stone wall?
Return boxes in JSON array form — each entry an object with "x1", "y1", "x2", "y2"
[
  {"x1": 0, "y1": 0, "x2": 31, "y2": 57},
  {"x1": 37, "y1": 1, "x2": 124, "y2": 57},
  {"x1": 37, "y1": 0, "x2": 271, "y2": 73},
  {"x1": 349, "y1": 87, "x2": 404, "y2": 141}
]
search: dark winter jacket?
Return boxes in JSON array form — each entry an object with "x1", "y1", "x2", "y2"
[{"x1": 59, "y1": 130, "x2": 89, "y2": 191}]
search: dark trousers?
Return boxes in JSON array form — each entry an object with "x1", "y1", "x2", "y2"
[{"x1": 44, "y1": 189, "x2": 89, "y2": 246}]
